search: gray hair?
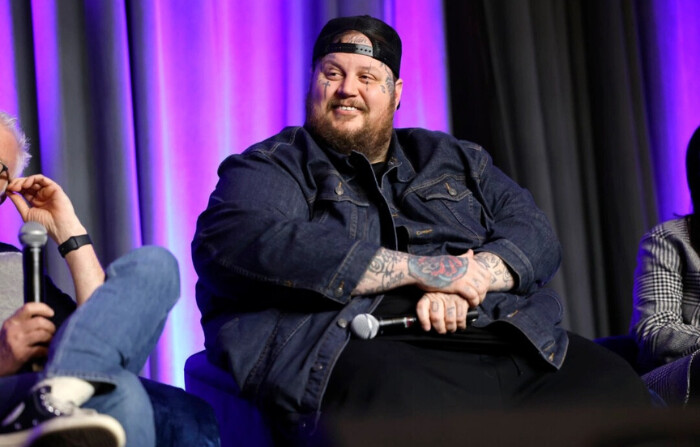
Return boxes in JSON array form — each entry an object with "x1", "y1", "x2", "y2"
[{"x1": 0, "y1": 111, "x2": 31, "y2": 177}]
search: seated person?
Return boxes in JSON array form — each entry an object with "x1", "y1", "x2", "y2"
[
  {"x1": 0, "y1": 111, "x2": 188, "y2": 446},
  {"x1": 630, "y1": 125, "x2": 700, "y2": 403},
  {"x1": 191, "y1": 15, "x2": 654, "y2": 445}
]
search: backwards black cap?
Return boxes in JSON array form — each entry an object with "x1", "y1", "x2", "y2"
[{"x1": 312, "y1": 15, "x2": 402, "y2": 79}]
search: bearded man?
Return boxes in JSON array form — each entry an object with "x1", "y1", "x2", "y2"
[{"x1": 192, "y1": 15, "x2": 653, "y2": 446}]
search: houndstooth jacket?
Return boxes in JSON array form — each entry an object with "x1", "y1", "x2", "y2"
[{"x1": 630, "y1": 216, "x2": 700, "y2": 369}]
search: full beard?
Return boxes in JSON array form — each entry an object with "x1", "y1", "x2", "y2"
[{"x1": 305, "y1": 93, "x2": 395, "y2": 162}]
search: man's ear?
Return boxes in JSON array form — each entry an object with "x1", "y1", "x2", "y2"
[{"x1": 394, "y1": 78, "x2": 403, "y2": 110}]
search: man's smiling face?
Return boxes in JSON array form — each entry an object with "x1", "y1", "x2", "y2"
[{"x1": 305, "y1": 31, "x2": 402, "y2": 163}]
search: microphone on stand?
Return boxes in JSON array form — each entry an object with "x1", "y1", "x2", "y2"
[
  {"x1": 350, "y1": 309, "x2": 479, "y2": 340},
  {"x1": 19, "y1": 221, "x2": 48, "y2": 304}
]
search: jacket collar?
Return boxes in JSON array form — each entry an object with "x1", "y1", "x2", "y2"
[{"x1": 300, "y1": 126, "x2": 416, "y2": 182}]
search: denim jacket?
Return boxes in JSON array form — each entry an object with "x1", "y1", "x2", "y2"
[{"x1": 192, "y1": 126, "x2": 568, "y2": 434}]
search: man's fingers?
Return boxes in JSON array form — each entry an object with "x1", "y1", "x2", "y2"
[
  {"x1": 23, "y1": 326, "x2": 55, "y2": 346},
  {"x1": 416, "y1": 296, "x2": 432, "y2": 331},
  {"x1": 444, "y1": 296, "x2": 458, "y2": 332},
  {"x1": 24, "y1": 317, "x2": 57, "y2": 336},
  {"x1": 455, "y1": 298, "x2": 468, "y2": 330},
  {"x1": 418, "y1": 293, "x2": 475, "y2": 333},
  {"x1": 15, "y1": 302, "x2": 55, "y2": 319},
  {"x1": 429, "y1": 296, "x2": 446, "y2": 334},
  {"x1": 442, "y1": 295, "x2": 469, "y2": 332},
  {"x1": 7, "y1": 191, "x2": 30, "y2": 218},
  {"x1": 458, "y1": 284, "x2": 483, "y2": 308}
]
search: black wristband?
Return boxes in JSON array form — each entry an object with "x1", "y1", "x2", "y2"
[{"x1": 58, "y1": 234, "x2": 92, "y2": 258}]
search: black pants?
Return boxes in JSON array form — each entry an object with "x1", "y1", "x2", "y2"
[
  {"x1": 274, "y1": 332, "x2": 653, "y2": 446},
  {"x1": 321, "y1": 331, "x2": 651, "y2": 417}
]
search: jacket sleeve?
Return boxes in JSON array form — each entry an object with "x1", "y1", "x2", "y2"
[
  {"x1": 467, "y1": 143, "x2": 561, "y2": 293},
  {"x1": 630, "y1": 227, "x2": 700, "y2": 365},
  {"x1": 191, "y1": 149, "x2": 378, "y2": 307}
]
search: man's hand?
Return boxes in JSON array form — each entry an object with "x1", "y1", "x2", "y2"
[
  {"x1": 408, "y1": 249, "x2": 491, "y2": 308},
  {"x1": 416, "y1": 292, "x2": 470, "y2": 334},
  {"x1": 6, "y1": 175, "x2": 86, "y2": 245},
  {"x1": 0, "y1": 303, "x2": 55, "y2": 377},
  {"x1": 6, "y1": 174, "x2": 104, "y2": 304}
]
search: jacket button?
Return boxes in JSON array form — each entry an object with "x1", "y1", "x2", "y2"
[
  {"x1": 337, "y1": 318, "x2": 348, "y2": 328},
  {"x1": 335, "y1": 182, "x2": 344, "y2": 195},
  {"x1": 335, "y1": 286, "x2": 343, "y2": 297},
  {"x1": 313, "y1": 363, "x2": 324, "y2": 371}
]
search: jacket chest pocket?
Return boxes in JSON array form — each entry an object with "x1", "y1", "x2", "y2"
[
  {"x1": 406, "y1": 175, "x2": 488, "y2": 242},
  {"x1": 312, "y1": 177, "x2": 370, "y2": 239}
]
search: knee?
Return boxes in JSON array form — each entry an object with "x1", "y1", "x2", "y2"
[
  {"x1": 134, "y1": 246, "x2": 179, "y2": 290},
  {"x1": 106, "y1": 246, "x2": 180, "y2": 304}
]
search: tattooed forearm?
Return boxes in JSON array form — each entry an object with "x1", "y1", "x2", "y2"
[
  {"x1": 474, "y1": 252, "x2": 514, "y2": 291},
  {"x1": 353, "y1": 249, "x2": 473, "y2": 296},
  {"x1": 353, "y1": 248, "x2": 410, "y2": 294},
  {"x1": 407, "y1": 255, "x2": 468, "y2": 288}
]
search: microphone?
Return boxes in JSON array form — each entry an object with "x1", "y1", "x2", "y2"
[
  {"x1": 19, "y1": 222, "x2": 48, "y2": 304},
  {"x1": 350, "y1": 309, "x2": 479, "y2": 340}
]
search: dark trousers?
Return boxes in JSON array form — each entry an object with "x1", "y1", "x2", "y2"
[
  {"x1": 273, "y1": 331, "x2": 653, "y2": 446},
  {"x1": 322, "y1": 331, "x2": 651, "y2": 416}
]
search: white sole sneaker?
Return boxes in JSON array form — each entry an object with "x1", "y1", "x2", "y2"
[{"x1": 23, "y1": 413, "x2": 125, "y2": 447}]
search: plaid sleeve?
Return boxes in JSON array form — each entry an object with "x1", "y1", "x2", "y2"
[{"x1": 631, "y1": 219, "x2": 700, "y2": 366}]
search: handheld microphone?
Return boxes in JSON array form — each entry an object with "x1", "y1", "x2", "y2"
[
  {"x1": 350, "y1": 309, "x2": 479, "y2": 340},
  {"x1": 19, "y1": 222, "x2": 48, "y2": 304}
]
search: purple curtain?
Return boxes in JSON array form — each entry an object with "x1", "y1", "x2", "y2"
[{"x1": 639, "y1": 0, "x2": 700, "y2": 220}]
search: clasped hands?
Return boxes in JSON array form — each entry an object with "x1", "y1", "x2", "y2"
[{"x1": 415, "y1": 250, "x2": 491, "y2": 334}]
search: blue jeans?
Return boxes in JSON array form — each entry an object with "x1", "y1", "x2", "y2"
[{"x1": 1, "y1": 246, "x2": 180, "y2": 447}]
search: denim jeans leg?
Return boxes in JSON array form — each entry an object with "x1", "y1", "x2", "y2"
[
  {"x1": 44, "y1": 245, "x2": 180, "y2": 382},
  {"x1": 84, "y1": 370, "x2": 155, "y2": 447},
  {"x1": 39, "y1": 246, "x2": 178, "y2": 446}
]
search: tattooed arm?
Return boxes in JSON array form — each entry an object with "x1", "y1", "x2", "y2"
[
  {"x1": 352, "y1": 248, "x2": 491, "y2": 308},
  {"x1": 473, "y1": 251, "x2": 515, "y2": 292}
]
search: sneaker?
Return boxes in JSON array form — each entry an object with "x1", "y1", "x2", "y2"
[{"x1": 0, "y1": 386, "x2": 125, "y2": 447}]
